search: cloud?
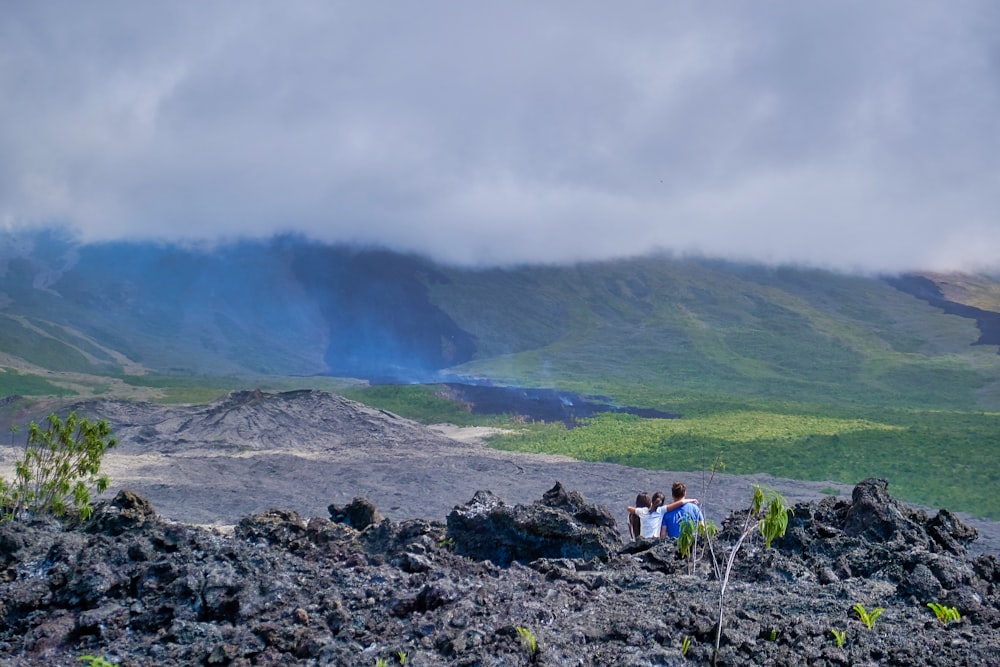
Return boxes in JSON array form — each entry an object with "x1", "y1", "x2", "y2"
[{"x1": 2, "y1": 2, "x2": 999, "y2": 272}]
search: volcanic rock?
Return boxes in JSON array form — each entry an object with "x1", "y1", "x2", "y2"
[
  {"x1": 445, "y1": 482, "x2": 622, "y2": 565},
  {"x1": 0, "y1": 480, "x2": 997, "y2": 666}
]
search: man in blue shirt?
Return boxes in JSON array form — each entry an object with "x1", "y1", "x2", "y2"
[{"x1": 660, "y1": 481, "x2": 704, "y2": 538}]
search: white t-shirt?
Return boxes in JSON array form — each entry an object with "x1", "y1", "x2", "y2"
[{"x1": 633, "y1": 506, "x2": 666, "y2": 538}]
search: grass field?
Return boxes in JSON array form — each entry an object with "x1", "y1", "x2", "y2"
[{"x1": 346, "y1": 383, "x2": 1000, "y2": 521}]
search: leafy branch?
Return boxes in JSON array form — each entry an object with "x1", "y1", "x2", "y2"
[{"x1": 1, "y1": 412, "x2": 117, "y2": 521}]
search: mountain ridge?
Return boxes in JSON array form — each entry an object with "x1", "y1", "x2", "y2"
[{"x1": 3, "y1": 230, "x2": 1000, "y2": 411}]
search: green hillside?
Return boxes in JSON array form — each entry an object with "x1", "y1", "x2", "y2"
[
  {"x1": 1, "y1": 236, "x2": 998, "y2": 519},
  {"x1": 430, "y1": 257, "x2": 1000, "y2": 410}
]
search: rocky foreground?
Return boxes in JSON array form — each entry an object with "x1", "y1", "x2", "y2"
[{"x1": 0, "y1": 478, "x2": 997, "y2": 666}]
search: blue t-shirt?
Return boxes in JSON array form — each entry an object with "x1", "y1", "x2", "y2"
[{"x1": 662, "y1": 502, "x2": 704, "y2": 538}]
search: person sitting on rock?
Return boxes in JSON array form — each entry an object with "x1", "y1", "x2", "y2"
[
  {"x1": 659, "y1": 481, "x2": 705, "y2": 539},
  {"x1": 627, "y1": 490, "x2": 698, "y2": 540},
  {"x1": 627, "y1": 493, "x2": 646, "y2": 541}
]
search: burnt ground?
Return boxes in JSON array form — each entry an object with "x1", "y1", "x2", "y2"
[{"x1": 434, "y1": 382, "x2": 679, "y2": 427}]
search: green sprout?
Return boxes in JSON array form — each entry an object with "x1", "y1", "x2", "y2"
[
  {"x1": 853, "y1": 603, "x2": 884, "y2": 630},
  {"x1": 830, "y1": 628, "x2": 846, "y2": 647},
  {"x1": 927, "y1": 602, "x2": 961, "y2": 624},
  {"x1": 516, "y1": 625, "x2": 539, "y2": 662},
  {"x1": 79, "y1": 657, "x2": 117, "y2": 667}
]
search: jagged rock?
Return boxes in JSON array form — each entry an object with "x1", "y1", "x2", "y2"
[
  {"x1": 328, "y1": 497, "x2": 383, "y2": 530},
  {"x1": 844, "y1": 477, "x2": 930, "y2": 544},
  {"x1": 445, "y1": 482, "x2": 624, "y2": 566},
  {"x1": 84, "y1": 488, "x2": 157, "y2": 535},
  {"x1": 0, "y1": 483, "x2": 996, "y2": 666}
]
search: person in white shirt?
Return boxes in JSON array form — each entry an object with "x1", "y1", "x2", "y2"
[{"x1": 627, "y1": 490, "x2": 699, "y2": 540}]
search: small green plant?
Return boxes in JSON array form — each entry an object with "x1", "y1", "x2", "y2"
[
  {"x1": 678, "y1": 516, "x2": 719, "y2": 574},
  {"x1": 375, "y1": 659, "x2": 388, "y2": 667},
  {"x1": 853, "y1": 603, "x2": 884, "y2": 630},
  {"x1": 681, "y1": 635, "x2": 692, "y2": 656},
  {"x1": 516, "y1": 625, "x2": 539, "y2": 662},
  {"x1": 1, "y1": 412, "x2": 117, "y2": 521},
  {"x1": 768, "y1": 627, "x2": 778, "y2": 641},
  {"x1": 712, "y1": 485, "x2": 792, "y2": 666},
  {"x1": 397, "y1": 650, "x2": 407, "y2": 664},
  {"x1": 927, "y1": 602, "x2": 961, "y2": 624},
  {"x1": 439, "y1": 537, "x2": 456, "y2": 550},
  {"x1": 79, "y1": 656, "x2": 118, "y2": 667},
  {"x1": 830, "y1": 628, "x2": 846, "y2": 647}
]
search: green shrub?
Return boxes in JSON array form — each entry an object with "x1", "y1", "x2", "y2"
[{"x1": 1, "y1": 412, "x2": 117, "y2": 521}]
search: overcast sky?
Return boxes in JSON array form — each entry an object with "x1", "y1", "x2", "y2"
[{"x1": 2, "y1": 2, "x2": 999, "y2": 272}]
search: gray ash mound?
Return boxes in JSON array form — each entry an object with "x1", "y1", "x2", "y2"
[{"x1": 0, "y1": 479, "x2": 998, "y2": 666}]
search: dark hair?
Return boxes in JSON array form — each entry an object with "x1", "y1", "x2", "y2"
[
  {"x1": 672, "y1": 482, "x2": 687, "y2": 500},
  {"x1": 629, "y1": 493, "x2": 648, "y2": 540},
  {"x1": 651, "y1": 491, "x2": 666, "y2": 510}
]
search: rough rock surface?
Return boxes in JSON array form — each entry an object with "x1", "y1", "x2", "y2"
[{"x1": 0, "y1": 479, "x2": 997, "y2": 666}]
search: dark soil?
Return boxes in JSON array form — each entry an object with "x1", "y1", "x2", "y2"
[{"x1": 435, "y1": 383, "x2": 680, "y2": 427}]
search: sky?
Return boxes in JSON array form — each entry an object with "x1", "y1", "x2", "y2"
[{"x1": 2, "y1": 2, "x2": 1000, "y2": 273}]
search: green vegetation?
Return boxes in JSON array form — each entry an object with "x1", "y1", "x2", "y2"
[
  {"x1": 4, "y1": 241, "x2": 1000, "y2": 524},
  {"x1": 852, "y1": 604, "x2": 884, "y2": 630},
  {"x1": 677, "y1": 516, "x2": 719, "y2": 575},
  {"x1": 1, "y1": 412, "x2": 117, "y2": 521},
  {"x1": 830, "y1": 628, "x2": 846, "y2": 648},
  {"x1": 0, "y1": 368, "x2": 75, "y2": 398},
  {"x1": 927, "y1": 602, "x2": 961, "y2": 624},
  {"x1": 515, "y1": 625, "x2": 539, "y2": 662},
  {"x1": 488, "y1": 405, "x2": 1000, "y2": 520},
  {"x1": 78, "y1": 657, "x2": 117, "y2": 667},
  {"x1": 713, "y1": 485, "x2": 792, "y2": 667},
  {"x1": 681, "y1": 635, "x2": 692, "y2": 656}
]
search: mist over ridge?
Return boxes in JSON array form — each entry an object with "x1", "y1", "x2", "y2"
[{"x1": 1, "y1": 228, "x2": 1000, "y2": 413}]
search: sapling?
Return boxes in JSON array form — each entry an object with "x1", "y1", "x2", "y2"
[
  {"x1": 678, "y1": 516, "x2": 719, "y2": 576},
  {"x1": 712, "y1": 485, "x2": 792, "y2": 667}
]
